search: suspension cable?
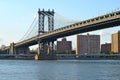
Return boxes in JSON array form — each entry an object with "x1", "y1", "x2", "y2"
[{"x1": 19, "y1": 14, "x2": 38, "y2": 41}]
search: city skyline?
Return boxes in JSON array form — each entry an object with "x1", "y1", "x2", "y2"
[{"x1": 0, "y1": 0, "x2": 120, "y2": 49}]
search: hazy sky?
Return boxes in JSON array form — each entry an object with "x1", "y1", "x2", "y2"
[{"x1": 0, "y1": 0, "x2": 120, "y2": 49}]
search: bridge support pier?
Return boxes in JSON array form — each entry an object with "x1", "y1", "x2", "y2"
[
  {"x1": 37, "y1": 39, "x2": 56, "y2": 60},
  {"x1": 47, "y1": 40, "x2": 54, "y2": 54},
  {"x1": 9, "y1": 43, "x2": 15, "y2": 54},
  {"x1": 9, "y1": 43, "x2": 30, "y2": 54}
]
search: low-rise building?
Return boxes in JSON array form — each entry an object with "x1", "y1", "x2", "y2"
[
  {"x1": 101, "y1": 43, "x2": 111, "y2": 53},
  {"x1": 57, "y1": 38, "x2": 72, "y2": 54}
]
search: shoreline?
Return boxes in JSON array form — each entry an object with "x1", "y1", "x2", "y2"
[{"x1": 0, "y1": 54, "x2": 120, "y2": 60}]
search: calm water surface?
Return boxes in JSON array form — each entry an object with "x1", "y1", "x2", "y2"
[{"x1": 0, "y1": 60, "x2": 120, "y2": 80}]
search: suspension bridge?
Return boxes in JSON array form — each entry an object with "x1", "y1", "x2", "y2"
[{"x1": 3, "y1": 8, "x2": 120, "y2": 59}]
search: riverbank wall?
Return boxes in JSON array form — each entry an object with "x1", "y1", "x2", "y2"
[
  {"x1": 0, "y1": 54, "x2": 35, "y2": 60},
  {"x1": 56, "y1": 54, "x2": 120, "y2": 60},
  {"x1": 0, "y1": 54, "x2": 120, "y2": 60}
]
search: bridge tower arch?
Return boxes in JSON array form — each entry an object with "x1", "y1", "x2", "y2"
[{"x1": 37, "y1": 9, "x2": 55, "y2": 59}]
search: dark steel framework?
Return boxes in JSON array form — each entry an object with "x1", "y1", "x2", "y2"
[{"x1": 38, "y1": 9, "x2": 55, "y2": 55}]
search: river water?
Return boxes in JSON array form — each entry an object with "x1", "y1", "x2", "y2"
[{"x1": 0, "y1": 60, "x2": 120, "y2": 80}]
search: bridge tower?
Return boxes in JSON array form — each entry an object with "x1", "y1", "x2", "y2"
[{"x1": 37, "y1": 9, "x2": 56, "y2": 59}]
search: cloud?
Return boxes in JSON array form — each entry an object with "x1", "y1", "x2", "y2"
[{"x1": 98, "y1": 30, "x2": 105, "y2": 36}]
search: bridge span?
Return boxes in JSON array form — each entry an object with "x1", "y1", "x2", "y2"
[
  {"x1": 16, "y1": 10, "x2": 120, "y2": 46},
  {"x1": 4, "y1": 10, "x2": 120, "y2": 59}
]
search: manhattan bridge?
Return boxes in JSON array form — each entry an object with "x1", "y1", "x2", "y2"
[{"x1": 3, "y1": 8, "x2": 120, "y2": 59}]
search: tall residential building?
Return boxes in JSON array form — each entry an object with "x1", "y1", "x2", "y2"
[
  {"x1": 111, "y1": 31, "x2": 120, "y2": 53},
  {"x1": 101, "y1": 43, "x2": 111, "y2": 53},
  {"x1": 76, "y1": 34, "x2": 100, "y2": 55},
  {"x1": 57, "y1": 38, "x2": 72, "y2": 53}
]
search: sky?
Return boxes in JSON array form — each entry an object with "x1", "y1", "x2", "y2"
[{"x1": 0, "y1": 0, "x2": 120, "y2": 49}]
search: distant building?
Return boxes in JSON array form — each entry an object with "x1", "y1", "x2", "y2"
[
  {"x1": 76, "y1": 34, "x2": 100, "y2": 55},
  {"x1": 101, "y1": 43, "x2": 111, "y2": 53},
  {"x1": 0, "y1": 45, "x2": 6, "y2": 50},
  {"x1": 57, "y1": 38, "x2": 72, "y2": 53},
  {"x1": 111, "y1": 31, "x2": 120, "y2": 53}
]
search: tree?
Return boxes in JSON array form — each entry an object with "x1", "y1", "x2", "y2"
[{"x1": 105, "y1": 51, "x2": 116, "y2": 54}]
